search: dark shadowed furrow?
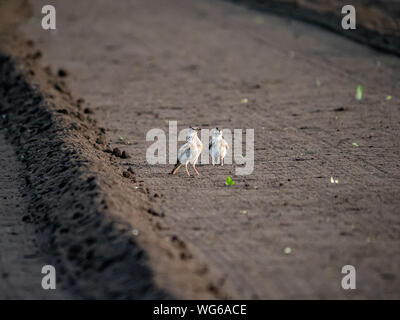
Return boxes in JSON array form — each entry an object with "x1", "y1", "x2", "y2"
[{"x1": 0, "y1": 53, "x2": 169, "y2": 299}]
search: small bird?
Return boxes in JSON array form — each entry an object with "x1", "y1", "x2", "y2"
[
  {"x1": 171, "y1": 127, "x2": 203, "y2": 176},
  {"x1": 209, "y1": 127, "x2": 229, "y2": 166}
]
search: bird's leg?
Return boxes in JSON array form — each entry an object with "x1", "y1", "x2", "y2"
[
  {"x1": 185, "y1": 163, "x2": 190, "y2": 176},
  {"x1": 193, "y1": 164, "x2": 200, "y2": 175},
  {"x1": 220, "y1": 155, "x2": 223, "y2": 166},
  {"x1": 171, "y1": 163, "x2": 182, "y2": 175}
]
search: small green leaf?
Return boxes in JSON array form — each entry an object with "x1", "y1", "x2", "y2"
[
  {"x1": 352, "y1": 142, "x2": 359, "y2": 147},
  {"x1": 386, "y1": 95, "x2": 392, "y2": 101},
  {"x1": 240, "y1": 98, "x2": 248, "y2": 104},
  {"x1": 254, "y1": 16, "x2": 264, "y2": 25},
  {"x1": 118, "y1": 136, "x2": 124, "y2": 142},
  {"x1": 355, "y1": 85, "x2": 363, "y2": 100},
  {"x1": 284, "y1": 247, "x2": 292, "y2": 254},
  {"x1": 225, "y1": 176, "x2": 235, "y2": 186}
]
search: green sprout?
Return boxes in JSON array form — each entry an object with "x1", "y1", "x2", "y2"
[
  {"x1": 225, "y1": 176, "x2": 235, "y2": 186},
  {"x1": 355, "y1": 85, "x2": 363, "y2": 100},
  {"x1": 254, "y1": 16, "x2": 264, "y2": 25},
  {"x1": 352, "y1": 142, "x2": 359, "y2": 147},
  {"x1": 117, "y1": 136, "x2": 131, "y2": 145}
]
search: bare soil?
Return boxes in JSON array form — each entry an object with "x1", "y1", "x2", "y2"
[{"x1": 1, "y1": 0, "x2": 400, "y2": 299}]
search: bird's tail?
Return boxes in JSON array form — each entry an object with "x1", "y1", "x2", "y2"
[{"x1": 171, "y1": 163, "x2": 182, "y2": 175}]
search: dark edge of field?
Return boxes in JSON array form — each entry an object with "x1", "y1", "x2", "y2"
[{"x1": 227, "y1": 0, "x2": 400, "y2": 57}]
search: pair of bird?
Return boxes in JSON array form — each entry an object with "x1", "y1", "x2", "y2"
[{"x1": 171, "y1": 127, "x2": 229, "y2": 176}]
